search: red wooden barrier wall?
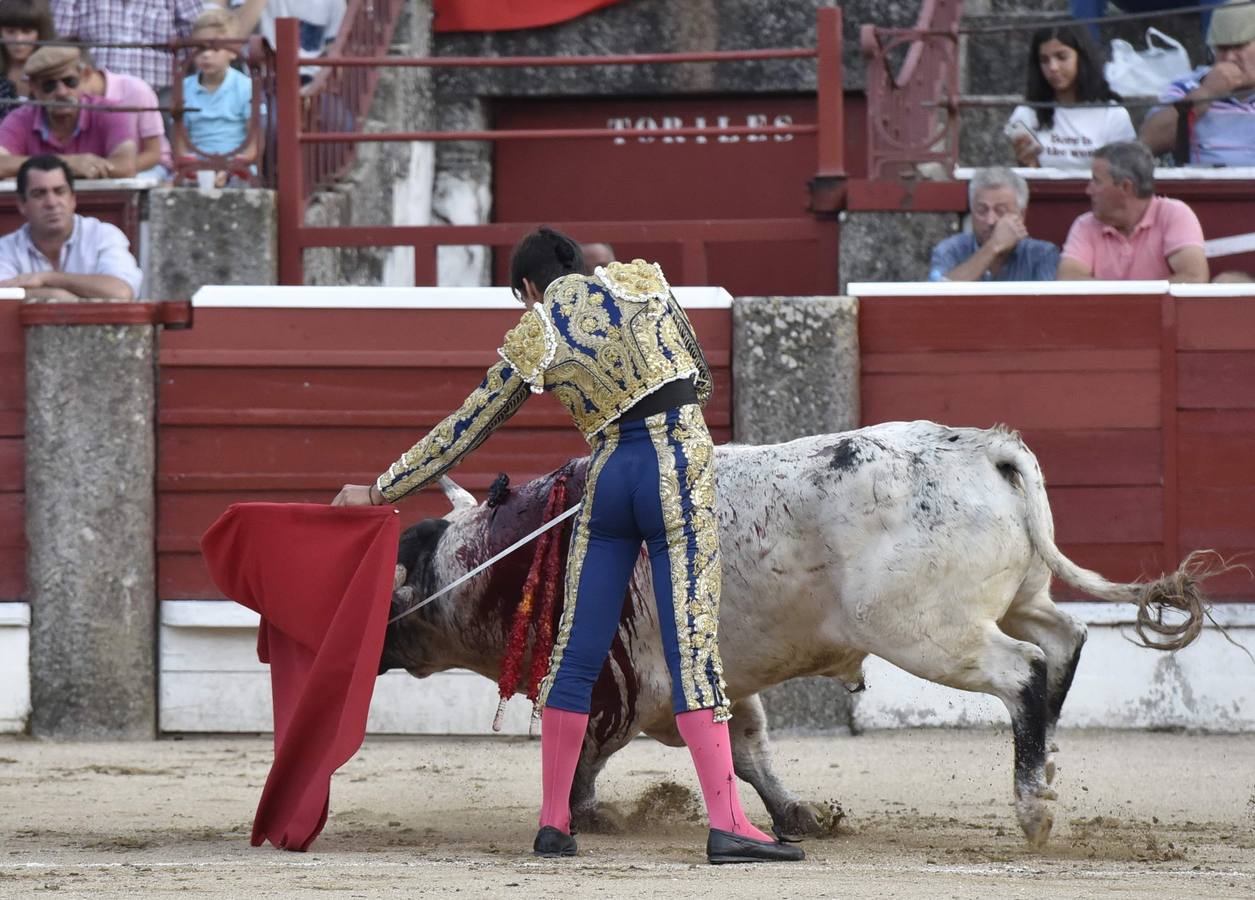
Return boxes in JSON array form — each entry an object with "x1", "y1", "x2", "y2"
[
  {"x1": 1176, "y1": 290, "x2": 1255, "y2": 596},
  {"x1": 0, "y1": 298, "x2": 22, "y2": 601},
  {"x1": 858, "y1": 284, "x2": 1254, "y2": 599},
  {"x1": 156, "y1": 298, "x2": 733, "y2": 600}
]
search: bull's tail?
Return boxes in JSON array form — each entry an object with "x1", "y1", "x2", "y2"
[{"x1": 988, "y1": 428, "x2": 1222, "y2": 652}]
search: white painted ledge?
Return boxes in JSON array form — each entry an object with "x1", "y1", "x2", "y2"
[
  {"x1": 955, "y1": 166, "x2": 1255, "y2": 181},
  {"x1": 855, "y1": 603, "x2": 1255, "y2": 732},
  {"x1": 156, "y1": 600, "x2": 1255, "y2": 735},
  {"x1": 0, "y1": 176, "x2": 160, "y2": 194},
  {"x1": 191, "y1": 285, "x2": 734, "y2": 309},
  {"x1": 0, "y1": 603, "x2": 30, "y2": 732},
  {"x1": 847, "y1": 280, "x2": 1169, "y2": 297}
]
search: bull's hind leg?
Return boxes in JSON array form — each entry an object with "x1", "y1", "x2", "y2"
[
  {"x1": 726, "y1": 695, "x2": 829, "y2": 839},
  {"x1": 999, "y1": 586, "x2": 1087, "y2": 785},
  {"x1": 876, "y1": 625, "x2": 1055, "y2": 846}
]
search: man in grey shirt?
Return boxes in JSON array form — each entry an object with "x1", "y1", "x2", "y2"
[
  {"x1": 0, "y1": 155, "x2": 142, "y2": 300},
  {"x1": 928, "y1": 167, "x2": 1059, "y2": 282}
]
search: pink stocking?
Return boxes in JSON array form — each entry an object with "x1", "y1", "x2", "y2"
[
  {"x1": 539, "y1": 706, "x2": 589, "y2": 833},
  {"x1": 675, "y1": 708, "x2": 772, "y2": 841}
]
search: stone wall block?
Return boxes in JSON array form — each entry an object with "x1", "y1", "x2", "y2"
[
  {"x1": 146, "y1": 188, "x2": 277, "y2": 298},
  {"x1": 26, "y1": 321, "x2": 156, "y2": 739},
  {"x1": 732, "y1": 296, "x2": 859, "y2": 446},
  {"x1": 839, "y1": 211, "x2": 959, "y2": 290}
]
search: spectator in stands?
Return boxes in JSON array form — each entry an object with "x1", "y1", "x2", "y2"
[
  {"x1": 51, "y1": 0, "x2": 205, "y2": 96},
  {"x1": 215, "y1": 0, "x2": 345, "y2": 82},
  {"x1": 1213, "y1": 269, "x2": 1253, "y2": 283},
  {"x1": 0, "y1": 44, "x2": 138, "y2": 179},
  {"x1": 928, "y1": 168, "x2": 1060, "y2": 281},
  {"x1": 1058, "y1": 141, "x2": 1208, "y2": 282},
  {"x1": 0, "y1": 154, "x2": 142, "y2": 299},
  {"x1": 1007, "y1": 24, "x2": 1135, "y2": 169},
  {"x1": 175, "y1": 8, "x2": 256, "y2": 187},
  {"x1": 1139, "y1": 0, "x2": 1255, "y2": 166},
  {"x1": 0, "y1": 0, "x2": 55, "y2": 107},
  {"x1": 580, "y1": 242, "x2": 615, "y2": 271},
  {"x1": 75, "y1": 47, "x2": 171, "y2": 179}
]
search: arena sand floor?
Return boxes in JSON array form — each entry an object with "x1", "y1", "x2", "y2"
[{"x1": 0, "y1": 729, "x2": 1252, "y2": 898}]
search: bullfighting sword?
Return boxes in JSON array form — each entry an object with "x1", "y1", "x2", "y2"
[{"x1": 387, "y1": 504, "x2": 580, "y2": 625}]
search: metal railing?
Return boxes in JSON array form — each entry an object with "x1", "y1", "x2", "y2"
[
  {"x1": 273, "y1": 8, "x2": 846, "y2": 285},
  {"x1": 297, "y1": 0, "x2": 406, "y2": 199},
  {"x1": 860, "y1": 0, "x2": 962, "y2": 181}
]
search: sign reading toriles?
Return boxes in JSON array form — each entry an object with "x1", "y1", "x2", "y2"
[{"x1": 608, "y1": 114, "x2": 796, "y2": 144}]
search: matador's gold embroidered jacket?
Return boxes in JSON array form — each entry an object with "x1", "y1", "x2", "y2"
[{"x1": 376, "y1": 259, "x2": 712, "y2": 502}]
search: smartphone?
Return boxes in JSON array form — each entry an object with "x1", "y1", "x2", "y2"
[{"x1": 1003, "y1": 119, "x2": 1043, "y2": 154}]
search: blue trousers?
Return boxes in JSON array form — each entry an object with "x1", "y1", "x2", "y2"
[{"x1": 538, "y1": 404, "x2": 729, "y2": 721}]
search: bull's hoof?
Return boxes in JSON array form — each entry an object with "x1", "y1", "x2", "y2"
[
  {"x1": 571, "y1": 802, "x2": 628, "y2": 834},
  {"x1": 1015, "y1": 795, "x2": 1055, "y2": 848},
  {"x1": 773, "y1": 799, "x2": 845, "y2": 840}
]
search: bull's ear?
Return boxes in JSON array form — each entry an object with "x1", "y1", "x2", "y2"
[{"x1": 438, "y1": 475, "x2": 477, "y2": 513}]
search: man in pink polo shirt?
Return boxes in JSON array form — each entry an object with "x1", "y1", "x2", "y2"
[
  {"x1": 79, "y1": 48, "x2": 172, "y2": 178},
  {"x1": 1057, "y1": 141, "x2": 1209, "y2": 283},
  {"x1": 0, "y1": 45, "x2": 138, "y2": 180}
]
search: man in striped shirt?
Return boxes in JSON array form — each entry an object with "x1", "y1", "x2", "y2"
[
  {"x1": 1140, "y1": 0, "x2": 1255, "y2": 166},
  {"x1": 51, "y1": 0, "x2": 206, "y2": 93}
]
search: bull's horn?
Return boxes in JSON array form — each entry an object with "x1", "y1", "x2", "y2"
[{"x1": 438, "y1": 475, "x2": 477, "y2": 512}]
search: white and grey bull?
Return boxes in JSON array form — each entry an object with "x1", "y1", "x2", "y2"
[{"x1": 380, "y1": 420, "x2": 1209, "y2": 847}]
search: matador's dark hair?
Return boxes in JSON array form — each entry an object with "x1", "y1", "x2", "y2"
[{"x1": 509, "y1": 226, "x2": 584, "y2": 299}]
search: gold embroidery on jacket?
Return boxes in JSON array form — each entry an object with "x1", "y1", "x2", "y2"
[
  {"x1": 376, "y1": 359, "x2": 528, "y2": 502},
  {"x1": 499, "y1": 304, "x2": 558, "y2": 394},
  {"x1": 537, "y1": 269, "x2": 708, "y2": 439}
]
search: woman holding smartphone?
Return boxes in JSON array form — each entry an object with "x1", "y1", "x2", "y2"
[{"x1": 1006, "y1": 24, "x2": 1135, "y2": 168}]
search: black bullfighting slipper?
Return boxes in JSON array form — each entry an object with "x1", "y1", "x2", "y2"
[
  {"x1": 532, "y1": 825, "x2": 578, "y2": 858},
  {"x1": 706, "y1": 828, "x2": 806, "y2": 864}
]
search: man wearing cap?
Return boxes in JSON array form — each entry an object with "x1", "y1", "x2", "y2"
[
  {"x1": 0, "y1": 155, "x2": 142, "y2": 300},
  {"x1": 1140, "y1": 0, "x2": 1255, "y2": 166},
  {"x1": 0, "y1": 45, "x2": 138, "y2": 180}
]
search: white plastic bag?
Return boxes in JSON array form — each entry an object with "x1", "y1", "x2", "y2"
[{"x1": 1103, "y1": 27, "x2": 1193, "y2": 98}]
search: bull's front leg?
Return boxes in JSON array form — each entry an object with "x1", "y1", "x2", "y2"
[
  {"x1": 569, "y1": 730, "x2": 636, "y2": 834},
  {"x1": 728, "y1": 695, "x2": 839, "y2": 839}
]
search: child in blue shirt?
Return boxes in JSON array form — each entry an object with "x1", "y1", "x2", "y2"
[{"x1": 175, "y1": 8, "x2": 258, "y2": 186}]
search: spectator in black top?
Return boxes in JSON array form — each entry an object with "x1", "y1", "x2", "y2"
[{"x1": 0, "y1": 0, "x2": 55, "y2": 114}]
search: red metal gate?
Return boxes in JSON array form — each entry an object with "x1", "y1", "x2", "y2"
[{"x1": 273, "y1": 9, "x2": 848, "y2": 291}]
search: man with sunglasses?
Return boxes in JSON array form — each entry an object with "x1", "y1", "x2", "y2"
[{"x1": 0, "y1": 44, "x2": 138, "y2": 180}]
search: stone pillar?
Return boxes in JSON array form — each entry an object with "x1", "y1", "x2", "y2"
[
  {"x1": 26, "y1": 309, "x2": 157, "y2": 739},
  {"x1": 732, "y1": 296, "x2": 859, "y2": 443},
  {"x1": 838, "y1": 210, "x2": 959, "y2": 291},
  {"x1": 145, "y1": 188, "x2": 278, "y2": 299},
  {"x1": 730, "y1": 295, "x2": 860, "y2": 733}
]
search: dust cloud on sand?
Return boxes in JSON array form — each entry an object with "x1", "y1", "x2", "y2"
[{"x1": 0, "y1": 729, "x2": 1252, "y2": 898}]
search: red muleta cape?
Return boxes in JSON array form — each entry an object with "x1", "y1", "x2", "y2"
[{"x1": 200, "y1": 503, "x2": 399, "y2": 851}]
